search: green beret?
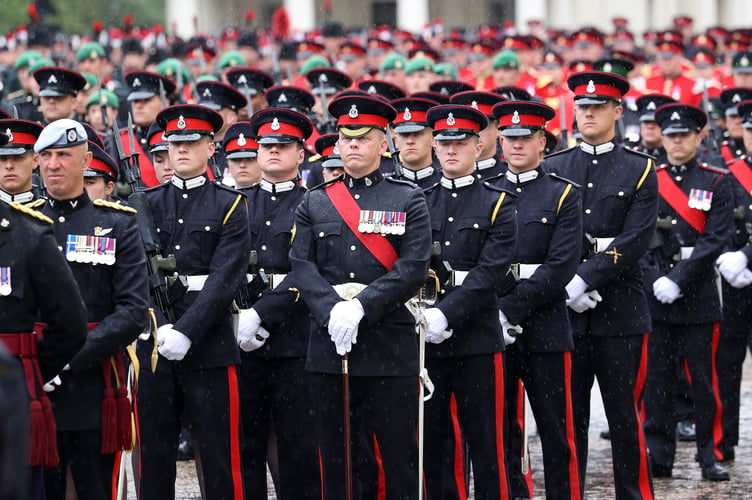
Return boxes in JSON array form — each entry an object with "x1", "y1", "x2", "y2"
[
  {"x1": 28, "y1": 58, "x2": 55, "y2": 74},
  {"x1": 82, "y1": 72, "x2": 99, "y2": 91},
  {"x1": 156, "y1": 58, "x2": 191, "y2": 85},
  {"x1": 404, "y1": 56, "x2": 434, "y2": 75},
  {"x1": 380, "y1": 53, "x2": 407, "y2": 73},
  {"x1": 13, "y1": 50, "x2": 42, "y2": 70},
  {"x1": 492, "y1": 50, "x2": 520, "y2": 70},
  {"x1": 196, "y1": 74, "x2": 219, "y2": 83},
  {"x1": 300, "y1": 55, "x2": 331, "y2": 75},
  {"x1": 76, "y1": 42, "x2": 106, "y2": 63},
  {"x1": 217, "y1": 50, "x2": 245, "y2": 69},
  {"x1": 86, "y1": 89, "x2": 120, "y2": 109},
  {"x1": 433, "y1": 63, "x2": 458, "y2": 79}
]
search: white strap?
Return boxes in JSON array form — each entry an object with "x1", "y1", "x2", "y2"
[
  {"x1": 511, "y1": 263, "x2": 541, "y2": 280},
  {"x1": 333, "y1": 282, "x2": 367, "y2": 300},
  {"x1": 268, "y1": 273, "x2": 288, "y2": 290},
  {"x1": 594, "y1": 237, "x2": 615, "y2": 253},
  {"x1": 450, "y1": 270, "x2": 469, "y2": 287},
  {"x1": 680, "y1": 246, "x2": 694, "y2": 260},
  {"x1": 186, "y1": 275, "x2": 209, "y2": 292}
]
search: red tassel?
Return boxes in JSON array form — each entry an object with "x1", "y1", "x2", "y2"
[
  {"x1": 116, "y1": 386, "x2": 132, "y2": 451},
  {"x1": 40, "y1": 395, "x2": 59, "y2": 467},
  {"x1": 28, "y1": 400, "x2": 45, "y2": 466},
  {"x1": 101, "y1": 387, "x2": 118, "y2": 454}
]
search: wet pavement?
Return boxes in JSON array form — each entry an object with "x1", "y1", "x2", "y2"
[{"x1": 127, "y1": 356, "x2": 752, "y2": 499}]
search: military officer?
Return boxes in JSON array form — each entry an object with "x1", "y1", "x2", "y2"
[
  {"x1": 289, "y1": 94, "x2": 432, "y2": 499},
  {"x1": 226, "y1": 67, "x2": 275, "y2": 119},
  {"x1": 222, "y1": 121, "x2": 259, "y2": 188},
  {"x1": 146, "y1": 122, "x2": 173, "y2": 184},
  {"x1": 545, "y1": 71, "x2": 658, "y2": 500},
  {"x1": 236, "y1": 108, "x2": 320, "y2": 500},
  {"x1": 35, "y1": 119, "x2": 148, "y2": 499},
  {"x1": 641, "y1": 103, "x2": 733, "y2": 482},
  {"x1": 718, "y1": 87, "x2": 752, "y2": 164},
  {"x1": 713, "y1": 99, "x2": 752, "y2": 462},
  {"x1": 631, "y1": 94, "x2": 676, "y2": 165},
  {"x1": 1, "y1": 50, "x2": 43, "y2": 123},
  {"x1": 312, "y1": 133, "x2": 346, "y2": 182},
  {"x1": 82, "y1": 141, "x2": 118, "y2": 202},
  {"x1": 389, "y1": 96, "x2": 443, "y2": 188},
  {"x1": 135, "y1": 104, "x2": 249, "y2": 499},
  {"x1": 421, "y1": 104, "x2": 517, "y2": 499},
  {"x1": 195, "y1": 80, "x2": 247, "y2": 177},
  {"x1": 33, "y1": 67, "x2": 87, "y2": 125},
  {"x1": 305, "y1": 68, "x2": 353, "y2": 136},
  {"x1": 450, "y1": 90, "x2": 507, "y2": 180},
  {"x1": 0, "y1": 119, "x2": 45, "y2": 205},
  {"x1": 492, "y1": 100, "x2": 583, "y2": 500}
]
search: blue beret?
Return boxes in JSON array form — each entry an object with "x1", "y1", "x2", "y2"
[{"x1": 34, "y1": 119, "x2": 87, "y2": 153}]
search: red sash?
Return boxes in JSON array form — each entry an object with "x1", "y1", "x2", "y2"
[
  {"x1": 720, "y1": 142, "x2": 734, "y2": 164},
  {"x1": 656, "y1": 168, "x2": 707, "y2": 234},
  {"x1": 728, "y1": 159, "x2": 752, "y2": 196},
  {"x1": 120, "y1": 130, "x2": 160, "y2": 187},
  {"x1": 325, "y1": 181, "x2": 398, "y2": 271}
]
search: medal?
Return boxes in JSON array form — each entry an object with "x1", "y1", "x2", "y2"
[{"x1": 0, "y1": 267, "x2": 11, "y2": 296}]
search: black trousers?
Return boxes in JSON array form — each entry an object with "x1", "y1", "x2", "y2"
[
  {"x1": 643, "y1": 321, "x2": 724, "y2": 468},
  {"x1": 237, "y1": 356, "x2": 320, "y2": 500},
  {"x1": 310, "y1": 372, "x2": 418, "y2": 500},
  {"x1": 136, "y1": 365, "x2": 243, "y2": 500},
  {"x1": 43, "y1": 430, "x2": 116, "y2": 500},
  {"x1": 423, "y1": 353, "x2": 509, "y2": 500},
  {"x1": 571, "y1": 334, "x2": 653, "y2": 500},
  {"x1": 505, "y1": 347, "x2": 581, "y2": 500}
]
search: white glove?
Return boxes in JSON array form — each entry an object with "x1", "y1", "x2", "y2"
[
  {"x1": 565, "y1": 275, "x2": 589, "y2": 305},
  {"x1": 43, "y1": 375, "x2": 62, "y2": 393},
  {"x1": 729, "y1": 268, "x2": 752, "y2": 289},
  {"x1": 424, "y1": 307, "x2": 453, "y2": 344},
  {"x1": 157, "y1": 324, "x2": 192, "y2": 361},
  {"x1": 499, "y1": 310, "x2": 522, "y2": 345},
  {"x1": 240, "y1": 326, "x2": 270, "y2": 352},
  {"x1": 237, "y1": 308, "x2": 265, "y2": 351},
  {"x1": 328, "y1": 299, "x2": 365, "y2": 355},
  {"x1": 568, "y1": 290, "x2": 603, "y2": 313},
  {"x1": 653, "y1": 276, "x2": 682, "y2": 304},
  {"x1": 717, "y1": 251, "x2": 749, "y2": 281}
]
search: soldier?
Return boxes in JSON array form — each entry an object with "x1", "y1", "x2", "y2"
[
  {"x1": 389, "y1": 97, "x2": 442, "y2": 188},
  {"x1": 34, "y1": 119, "x2": 148, "y2": 498},
  {"x1": 226, "y1": 67, "x2": 275, "y2": 120},
  {"x1": 713, "y1": 99, "x2": 752, "y2": 463},
  {"x1": 545, "y1": 71, "x2": 658, "y2": 500},
  {"x1": 0, "y1": 119, "x2": 44, "y2": 205},
  {"x1": 135, "y1": 104, "x2": 249, "y2": 499},
  {"x1": 145, "y1": 123, "x2": 173, "y2": 183},
  {"x1": 235, "y1": 108, "x2": 320, "y2": 500},
  {"x1": 631, "y1": 94, "x2": 676, "y2": 165},
  {"x1": 33, "y1": 67, "x2": 87, "y2": 125},
  {"x1": 2, "y1": 51, "x2": 44, "y2": 123},
  {"x1": 404, "y1": 56, "x2": 436, "y2": 95},
  {"x1": 718, "y1": 87, "x2": 752, "y2": 164},
  {"x1": 641, "y1": 103, "x2": 733, "y2": 481},
  {"x1": 421, "y1": 104, "x2": 517, "y2": 499},
  {"x1": 195, "y1": 80, "x2": 247, "y2": 177},
  {"x1": 82, "y1": 141, "x2": 118, "y2": 201},
  {"x1": 450, "y1": 90, "x2": 507, "y2": 180},
  {"x1": 492, "y1": 100, "x2": 583, "y2": 500},
  {"x1": 222, "y1": 121, "x2": 259, "y2": 189},
  {"x1": 492, "y1": 51, "x2": 522, "y2": 90},
  {"x1": 312, "y1": 133, "x2": 345, "y2": 182},
  {"x1": 304, "y1": 68, "x2": 352, "y2": 136},
  {"x1": 644, "y1": 33, "x2": 700, "y2": 106},
  {"x1": 289, "y1": 94, "x2": 432, "y2": 499},
  {"x1": 84, "y1": 89, "x2": 119, "y2": 134}
]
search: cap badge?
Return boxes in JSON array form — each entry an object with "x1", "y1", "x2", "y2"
[
  {"x1": 161, "y1": 132, "x2": 168, "y2": 141},
  {"x1": 319, "y1": 73, "x2": 328, "y2": 83},
  {"x1": 203, "y1": 88, "x2": 211, "y2": 97},
  {"x1": 348, "y1": 105, "x2": 359, "y2": 119},
  {"x1": 237, "y1": 133, "x2": 246, "y2": 146},
  {"x1": 647, "y1": 101, "x2": 656, "y2": 110},
  {"x1": 733, "y1": 93, "x2": 742, "y2": 103},
  {"x1": 237, "y1": 75, "x2": 248, "y2": 85},
  {"x1": 670, "y1": 111, "x2": 681, "y2": 121},
  {"x1": 48, "y1": 75, "x2": 58, "y2": 84},
  {"x1": 603, "y1": 63, "x2": 612, "y2": 72},
  {"x1": 333, "y1": 144, "x2": 340, "y2": 154},
  {"x1": 741, "y1": 56, "x2": 750, "y2": 67},
  {"x1": 471, "y1": 101, "x2": 479, "y2": 110},
  {"x1": 67, "y1": 129, "x2": 77, "y2": 142},
  {"x1": 440, "y1": 87, "x2": 449, "y2": 95},
  {"x1": 446, "y1": 113, "x2": 456, "y2": 126},
  {"x1": 278, "y1": 92, "x2": 287, "y2": 102},
  {"x1": 586, "y1": 80, "x2": 596, "y2": 93},
  {"x1": 133, "y1": 77, "x2": 141, "y2": 87},
  {"x1": 367, "y1": 85, "x2": 377, "y2": 94},
  {"x1": 177, "y1": 115, "x2": 186, "y2": 129},
  {"x1": 5, "y1": 129, "x2": 13, "y2": 142},
  {"x1": 271, "y1": 117, "x2": 281, "y2": 131},
  {"x1": 403, "y1": 108, "x2": 412, "y2": 120},
  {"x1": 511, "y1": 111, "x2": 521, "y2": 124}
]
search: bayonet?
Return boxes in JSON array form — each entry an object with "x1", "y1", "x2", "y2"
[
  {"x1": 99, "y1": 90, "x2": 109, "y2": 129},
  {"x1": 12, "y1": 105, "x2": 18, "y2": 120},
  {"x1": 158, "y1": 79, "x2": 168, "y2": 109}
]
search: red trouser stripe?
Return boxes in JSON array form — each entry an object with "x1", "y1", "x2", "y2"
[
  {"x1": 111, "y1": 450, "x2": 122, "y2": 500},
  {"x1": 710, "y1": 322, "x2": 725, "y2": 460},
  {"x1": 633, "y1": 334, "x2": 654, "y2": 500},
  {"x1": 563, "y1": 351, "x2": 582, "y2": 500},
  {"x1": 493, "y1": 352, "x2": 509, "y2": 497},
  {"x1": 373, "y1": 435, "x2": 386, "y2": 500},
  {"x1": 450, "y1": 393, "x2": 467, "y2": 500},
  {"x1": 226, "y1": 365, "x2": 244, "y2": 500}
]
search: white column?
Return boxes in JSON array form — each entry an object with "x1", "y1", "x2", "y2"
[
  {"x1": 285, "y1": 0, "x2": 316, "y2": 33},
  {"x1": 167, "y1": 0, "x2": 199, "y2": 39},
  {"x1": 516, "y1": 0, "x2": 547, "y2": 31},
  {"x1": 397, "y1": 0, "x2": 429, "y2": 33},
  {"x1": 692, "y1": 0, "x2": 718, "y2": 30},
  {"x1": 546, "y1": 0, "x2": 576, "y2": 31}
]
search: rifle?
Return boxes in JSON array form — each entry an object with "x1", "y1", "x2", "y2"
[
  {"x1": 384, "y1": 123, "x2": 403, "y2": 178},
  {"x1": 234, "y1": 250, "x2": 270, "y2": 309},
  {"x1": 208, "y1": 150, "x2": 224, "y2": 181},
  {"x1": 112, "y1": 114, "x2": 142, "y2": 194},
  {"x1": 646, "y1": 216, "x2": 682, "y2": 274},
  {"x1": 98, "y1": 89, "x2": 109, "y2": 130},
  {"x1": 701, "y1": 82, "x2": 726, "y2": 166},
  {"x1": 317, "y1": 74, "x2": 336, "y2": 135},
  {"x1": 558, "y1": 99, "x2": 569, "y2": 150},
  {"x1": 158, "y1": 79, "x2": 168, "y2": 109}
]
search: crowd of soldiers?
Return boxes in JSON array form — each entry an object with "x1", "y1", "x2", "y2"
[{"x1": 3, "y1": 9, "x2": 752, "y2": 500}]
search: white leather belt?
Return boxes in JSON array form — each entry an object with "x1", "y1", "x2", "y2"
[
  {"x1": 333, "y1": 282, "x2": 367, "y2": 299},
  {"x1": 450, "y1": 270, "x2": 469, "y2": 287},
  {"x1": 594, "y1": 237, "x2": 615, "y2": 253},
  {"x1": 268, "y1": 273, "x2": 288, "y2": 290},
  {"x1": 679, "y1": 246, "x2": 694, "y2": 260},
  {"x1": 188, "y1": 273, "x2": 288, "y2": 292},
  {"x1": 510, "y1": 263, "x2": 541, "y2": 280}
]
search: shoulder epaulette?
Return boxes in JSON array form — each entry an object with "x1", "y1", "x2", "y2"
[
  {"x1": 382, "y1": 151, "x2": 393, "y2": 159},
  {"x1": 310, "y1": 174, "x2": 343, "y2": 191},
  {"x1": 24, "y1": 198, "x2": 46, "y2": 209},
  {"x1": 4, "y1": 89, "x2": 25, "y2": 101},
  {"x1": 543, "y1": 145, "x2": 577, "y2": 159},
  {"x1": 699, "y1": 162, "x2": 729, "y2": 175},
  {"x1": 624, "y1": 147, "x2": 655, "y2": 160},
  {"x1": 93, "y1": 198, "x2": 137, "y2": 213},
  {"x1": 385, "y1": 176, "x2": 415, "y2": 187},
  {"x1": 9, "y1": 201, "x2": 53, "y2": 224},
  {"x1": 308, "y1": 153, "x2": 322, "y2": 163},
  {"x1": 548, "y1": 172, "x2": 581, "y2": 189},
  {"x1": 482, "y1": 182, "x2": 516, "y2": 197},
  {"x1": 215, "y1": 182, "x2": 247, "y2": 196}
]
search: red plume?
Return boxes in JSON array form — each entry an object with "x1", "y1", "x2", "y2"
[
  {"x1": 92, "y1": 20, "x2": 104, "y2": 34},
  {"x1": 123, "y1": 14, "x2": 133, "y2": 28},
  {"x1": 27, "y1": 3, "x2": 39, "y2": 24},
  {"x1": 323, "y1": 0, "x2": 333, "y2": 11},
  {"x1": 245, "y1": 9, "x2": 255, "y2": 23},
  {"x1": 271, "y1": 7, "x2": 290, "y2": 41},
  {"x1": 154, "y1": 23, "x2": 163, "y2": 35}
]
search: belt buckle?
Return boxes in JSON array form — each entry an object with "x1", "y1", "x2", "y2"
[
  {"x1": 508, "y1": 264, "x2": 520, "y2": 281},
  {"x1": 343, "y1": 283, "x2": 361, "y2": 300}
]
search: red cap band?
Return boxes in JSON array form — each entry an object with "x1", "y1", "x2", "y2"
[
  {"x1": 393, "y1": 109, "x2": 428, "y2": 125},
  {"x1": 573, "y1": 82, "x2": 624, "y2": 99},
  {"x1": 165, "y1": 117, "x2": 214, "y2": 134},
  {"x1": 337, "y1": 113, "x2": 389, "y2": 129},
  {"x1": 226, "y1": 136, "x2": 259, "y2": 151},
  {"x1": 498, "y1": 113, "x2": 546, "y2": 128},
  {"x1": 5, "y1": 131, "x2": 37, "y2": 146},
  {"x1": 258, "y1": 120, "x2": 304, "y2": 139},
  {"x1": 433, "y1": 117, "x2": 481, "y2": 133}
]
